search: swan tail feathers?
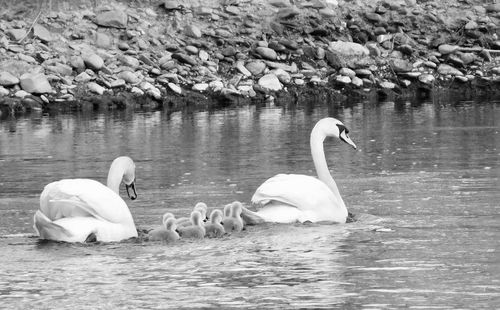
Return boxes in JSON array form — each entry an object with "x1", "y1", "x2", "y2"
[
  {"x1": 240, "y1": 207, "x2": 265, "y2": 225},
  {"x1": 33, "y1": 210, "x2": 74, "y2": 241}
]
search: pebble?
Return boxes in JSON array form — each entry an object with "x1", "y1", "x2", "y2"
[
  {"x1": 339, "y1": 67, "x2": 356, "y2": 78},
  {"x1": 335, "y1": 75, "x2": 351, "y2": 84},
  {"x1": 118, "y1": 71, "x2": 140, "y2": 84},
  {"x1": 0, "y1": 86, "x2": 9, "y2": 96},
  {"x1": 0, "y1": 71, "x2": 20, "y2": 86},
  {"x1": 271, "y1": 68, "x2": 291, "y2": 84},
  {"x1": 192, "y1": 83, "x2": 209, "y2": 92},
  {"x1": 185, "y1": 25, "x2": 202, "y2": 38},
  {"x1": 87, "y1": 82, "x2": 105, "y2": 95},
  {"x1": 15, "y1": 90, "x2": 30, "y2": 98},
  {"x1": 351, "y1": 76, "x2": 363, "y2": 87},
  {"x1": 236, "y1": 61, "x2": 252, "y2": 77},
  {"x1": 245, "y1": 61, "x2": 266, "y2": 75},
  {"x1": 168, "y1": 82, "x2": 182, "y2": 94},
  {"x1": 75, "y1": 72, "x2": 92, "y2": 83},
  {"x1": 258, "y1": 73, "x2": 282, "y2": 91},
  {"x1": 33, "y1": 24, "x2": 53, "y2": 42},
  {"x1": 437, "y1": 64, "x2": 463, "y2": 76},
  {"x1": 379, "y1": 81, "x2": 396, "y2": 89},
  {"x1": 7, "y1": 29, "x2": 26, "y2": 41},
  {"x1": 438, "y1": 44, "x2": 459, "y2": 55},
  {"x1": 83, "y1": 54, "x2": 104, "y2": 71},
  {"x1": 255, "y1": 47, "x2": 278, "y2": 60}
]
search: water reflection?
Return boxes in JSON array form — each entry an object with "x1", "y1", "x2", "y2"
[{"x1": 0, "y1": 96, "x2": 499, "y2": 308}]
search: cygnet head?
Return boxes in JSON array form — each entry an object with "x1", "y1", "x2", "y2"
[
  {"x1": 165, "y1": 217, "x2": 177, "y2": 231},
  {"x1": 230, "y1": 201, "x2": 243, "y2": 218},
  {"x1": 190, "y1": 210, "x2": 203, "y2": 226},
  {"x1": 209, "y1": 209, "x2": 223, "y2": 224},
  {"x1": 193, "y1": 202, "x2": 208, "y2": 221},
  {"x1": 162, "y1": 212, "x2": 175, "y2": 225},
  {"x1": 223, "y1": 203, "x2": 232, "y2": 217},
  {"x1": 314, "y1": 118, "x2": 356, "y2": 150}
]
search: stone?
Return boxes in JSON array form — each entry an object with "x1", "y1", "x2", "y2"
[
  {"x1": 418, "y1": 74, "x2": 435, "y2": 84},
  {"x1": 366, "y1": 12, "x2": 383, "y2": 24},
  {"x1": 131, "y1": 87, "x2": 144, "y2": 95},
  {"x1": 20, "y1": 73, "x2": 52, "y2": 93},
  {"x1": 328, "y1": 41, "x2": 369, "y2": 56},
  {"x1": 7, "y1": 29, "x2": 26, "y2": 41},
  {"x1": 209, "y1": 80, "x2": 224, "y2": 91},
  {"x1": 185, "y1": 45, "x2": 199, "y2": 55},
  {"x1": 221, "y1": 46, "x2": 237, "y2": 57},
  {"x1": 83, "y1": 54, "x2": 104, "y2": 70},
  {"x1": 277, "y1": 7, "x2": 300, "y2": 19},
  {"x1": 96, "y1": 32, "x2": 112, "y2": 48},
  {"x1": 438, "y1": 44, "x2": 459, "y2": 55},
  {"x1": 437, "y1": 64, "x2": 463, "y2": 76},
  {"x1": 271, "y1": 68, "x2": 291, "y2": 84},
  {"x1": 255, "y1": 47, "x2": 278, "y2": 60},
  {"x1": 459, "y1": 52, "x2": 475, "y2": 65},
  {"x1": 269, "y1": 0, "x2": 290, "y2": 7},
  {"x1": 379, "y1": 81, "x2": 396, "y2": 89},
  {"x1": 33, "y1": 24, "x2": 53, "y2": 42},
  {"x1": 0, "y1": 86, "x2": 9, "y2": 96},
  {"x1": 339, "y1": 67, "x2": 356, "y2": 78},
  {"x1": 366, "y1": 43, "x2": 381, "y2": 57},
  {"x1": 95, "y1": 10, "x2": 128, "y2": 28},
  {"x1": 172, "y1": 53, "x2": 197, "y2": 66},
  {"x1": 15, "y1": 90, "x2": 30, "y2": 98},
  {"x1": 75, "y1": 72, "x2": 92, "y2": 83},
  {"x1": 87, "y1": 82, "x2": 105, "y2": 95},
  {"x1": 245, "y1": 61, "x2": 266, "y2": 75},
  {"x1": 118, "y1": 42, "x2": 130, "y2": 50},
  {"x1": 70, "y1": 56, "x2": 86, "y2": 71},
  {"x1": 46, "y1": 64, "x2": 73, "y2": 76},
  {"x1": 168, "y1": 82, "x2": 182, "y2": 94},
  {"x1": 0, "y1": 71, "x2": 20, "y2": 86},
  {"x1": 118, "y1": 71, "x2": 140, "y2": 84},
  {"x1": 294, "y1": 78, "x2": 305, "y2": 86},
  {"x1": 351, "y1": 76, "x2": 363, "y2": 87},
  {"x1": 199, "y1": 50, "x2": 209, "y2": 62},
  {"x1": 335, "y1": 75, "x2": 351, "y2": 84},
  {"x1": 185, "y1": 25, "x2": 202, "y2": 38},
  {"x1": 236, "y1": 61, "x2": 252, "y2": 77},
  {"x1": 225, "y1": 6, "x2": 240, "y2": 15},
  {"x1": 391, "y1": 59, "x2": 413, "y2": 72},
  {"x1": 325, "y1": 50, "x2": 345, "y2": 69},
  {"x1": 258, "y1": 73, "x2": 282, "y2": 91},
  {"x1": 192, "y1": 83, "x2": 209, "y2": 92},
  {"x1": 118, "y1": 55, "x2": 140, "y2": 68},
  {"x1": 319, "y1": 8, "x2": 336, "y2": 17},
  {"x1": 164, "y1": 0, "x2": 181, "y2": 10},
  {"x1": 110, "y1": 79, "x2": 126, "y2": 88},
  {"x1": 264, "y1": 61, "x2": 297, "y2": 73},
  {"x1": 465, "y1": 20, "x2": 478, "y2": 30}
]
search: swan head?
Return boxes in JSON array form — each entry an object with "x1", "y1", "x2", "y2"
[
  {"x1": 209, "y1": 209, "x2": 223, "y2": 224},
  {"x1": 162, "y1": 212, "x2": 175, "y2": 225},
  {"x1": 107, "y1": 156, "x2": 137, "y2": 200},
  {"x1": 315, "y1": 118, "x2": 356, "y2": 149},
  {"x1": 190, "y1": 210, "x2": 203, "y2": 226},
  {"x1": 194, "y1": 202, "x2": 208, "y2": 221},
  {"x1": 165, "y1": 218, "x2": 177, "y2": 231}
]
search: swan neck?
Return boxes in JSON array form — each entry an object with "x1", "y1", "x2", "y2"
[
  {"x1": 310, "y1": 128, "x2": 341, "y2": 199},
  {"x1": 107, "y1": 161, "x2": 125, "y2": 194}
]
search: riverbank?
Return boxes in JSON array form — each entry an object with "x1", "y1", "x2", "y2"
[{"x1": 1, "y1": 0, "x2": 500, "y2": 115}]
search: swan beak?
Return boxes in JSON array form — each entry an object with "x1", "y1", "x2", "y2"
[
  {"x1": 340, "y1": 131, "x2": 357, "y2": 149},
  {"x1": 126, "y1": 181, "x2": 137, "y2": 200}
]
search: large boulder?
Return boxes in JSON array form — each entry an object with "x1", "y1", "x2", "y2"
[
  {"x1": 20, "y1": 73, "x2": 53, "y2": 94},
  {"x1": 95, "y1": 10, "x2": 128, "y2": 28},
  {"x1": 0, "y1": 71, "x2": 19, "y2": 86}
]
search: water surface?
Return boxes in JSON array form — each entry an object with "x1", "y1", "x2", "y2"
[{"x1": 0, "y1": 96, "x2": 499, "y2": 309}]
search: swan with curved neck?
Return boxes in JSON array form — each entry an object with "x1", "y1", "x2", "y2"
[
  {"x1": 33, "y1": 156, "x2": 139, "y2": 242},
  {"x1": 242, "y1": 118, "x2": 356, "y2": 224}
]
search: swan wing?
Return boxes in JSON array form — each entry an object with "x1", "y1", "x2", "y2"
[
  {"x1": 40, "y1": 179, "x2": 134, "y2": 224},
  {"x1": 251, "y1": 174, "x2": 346, "y2": 222}
]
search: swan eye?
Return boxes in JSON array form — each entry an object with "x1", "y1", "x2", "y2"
[{"x1": 336, "y1": 124, "x2": 347, "y2": 135}]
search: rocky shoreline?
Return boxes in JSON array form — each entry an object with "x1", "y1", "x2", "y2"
[{"x1": 1, "y1": 0, "x2": 500, "y2": 116}]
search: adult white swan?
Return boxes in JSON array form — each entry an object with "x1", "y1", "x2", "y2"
[
  {"x1": 33, "y1": 156, "x2": 139, "y2": 243},
  {"x1": 241, "y1": 117, "x2": 357, "y2": 224}
]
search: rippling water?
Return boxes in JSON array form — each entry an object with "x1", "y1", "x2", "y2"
[{"x1": 0, "y1": 95, "x2": 499, "y2": 309}]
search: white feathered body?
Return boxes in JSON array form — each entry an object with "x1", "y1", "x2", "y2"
[
  {"x1": 251, "y1": 173, "x2": 348, "y2": 223},
  {"x1": 34, "y1": 179, "x2": 138, "y2": 242}
]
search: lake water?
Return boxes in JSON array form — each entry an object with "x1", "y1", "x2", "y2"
[{"x1": 0, "y1": 93, "x2": 499, "y2": 309}]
